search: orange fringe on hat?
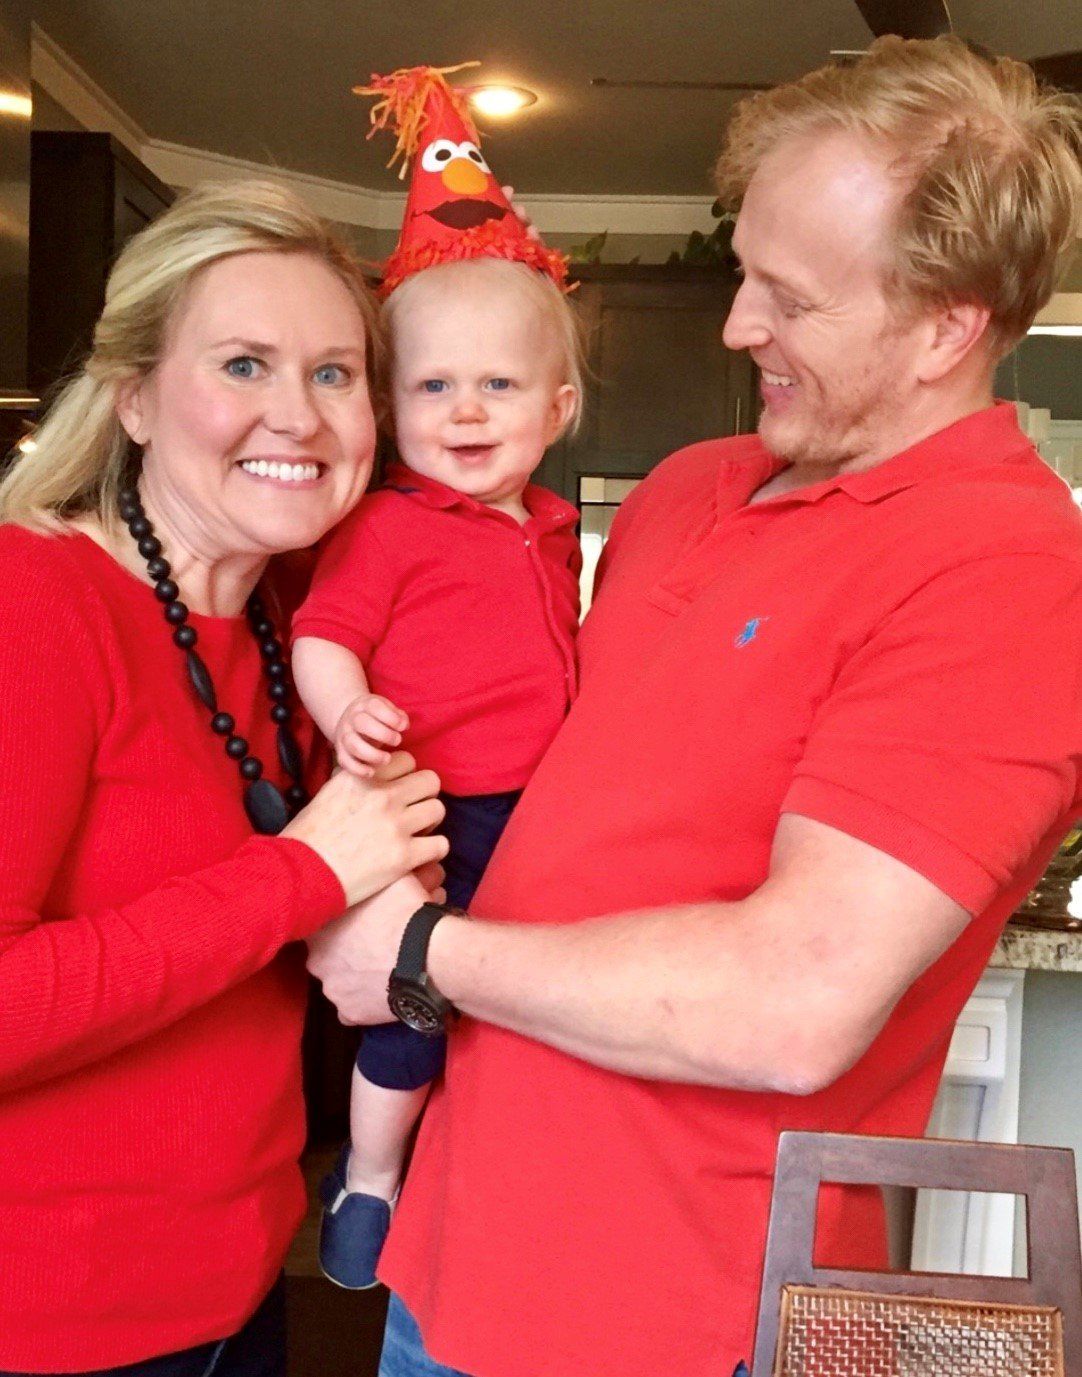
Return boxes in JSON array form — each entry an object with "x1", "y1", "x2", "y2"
[
  {"x1": 380, "y1": 218, "x2": 570, "y2": 297},
  {"x1": 353, "y1": 62, "x2": 481, "y2": 178}
]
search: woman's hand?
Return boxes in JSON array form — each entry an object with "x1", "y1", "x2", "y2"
[
  {"x1": 307, "y1": 872, "x2": 432, "y2": 1025},
  {"x1": 281, "y1": 751, "x2": 447, "y2": 907}
]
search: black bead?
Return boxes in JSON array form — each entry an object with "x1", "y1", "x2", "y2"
[
  {"x1": 245, "y1": 779, "x2": 290, "y2": 835},
  {"x1": 185, "y1": 649, "x2": 218, "y2": 711},
  {"x1": 120, "y1": 492, "x2": 298, "y2": 838},
  {"x1": 277, "y1": 725, "x2": 303, "y2": 779}
]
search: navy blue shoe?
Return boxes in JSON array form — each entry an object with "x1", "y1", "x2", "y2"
[{"x1": 318, "y1": 1146, "x2": 392, "y2": 1290}]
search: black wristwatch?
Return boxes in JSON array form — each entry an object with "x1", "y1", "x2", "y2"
[{"x1": 387, "y1": 902, "x2": 458, "y2": 1035}]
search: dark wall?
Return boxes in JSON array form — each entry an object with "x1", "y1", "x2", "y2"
[
  {"x1": 996, "y1": 336, "x2": 1082, "y2": 420},
  {"x1": 0, "y1": 0, "x2": 32, "y2": 396}
]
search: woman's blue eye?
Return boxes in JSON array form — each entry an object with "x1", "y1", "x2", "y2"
[
  {"x1": 422, "y1": 380, "x2": 448, "y2": 394},
  {"x1": 487, "y1": 378, "x2": 511, "y2": 392},
  {"x1": 314, "y1": 364, "x2": 348, "y2": 385},
  {"x1": 225, "y1": 356, "x2": 259, "y2": 379}
]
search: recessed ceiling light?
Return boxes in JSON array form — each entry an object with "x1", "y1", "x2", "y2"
[
  {"x1": 1027, "y1": 325, "x2": 1082, "y2": 337},
  {"x1": 467, "y1": 85, "x2": 537, "y2": 118},
  {"x1": 0, "y1": 92, "x2": 32, "y2": 119}
]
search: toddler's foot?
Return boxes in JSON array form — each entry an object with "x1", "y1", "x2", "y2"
[{"x1": 318, "y1": 1146, "x2": 393, "y2": 1290}]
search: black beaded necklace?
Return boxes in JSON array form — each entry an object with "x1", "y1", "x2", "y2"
[{"x1": 118, "y1": 485, "x2": 309, "y2": 836}]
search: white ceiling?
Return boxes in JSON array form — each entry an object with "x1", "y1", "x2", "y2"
[{"x1": 32, "y1": 1, "x2": 1082, "y2": 198}]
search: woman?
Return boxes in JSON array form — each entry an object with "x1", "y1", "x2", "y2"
[{"x1": 0, "y1": 180, "x2": 447, "y2": 1376}]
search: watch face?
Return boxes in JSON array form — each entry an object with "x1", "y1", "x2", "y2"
[{"x1": 389, "y1": 988, "x2": 445, "y2": 1036}]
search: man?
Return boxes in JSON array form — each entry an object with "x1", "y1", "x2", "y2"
[{"x1": 309, "y1": 35, "x2": 1082, "y2": 1377}]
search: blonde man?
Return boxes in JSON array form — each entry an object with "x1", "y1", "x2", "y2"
[{"x1": 309, "y1": 38, "x2": 1082, "y2": 1377}]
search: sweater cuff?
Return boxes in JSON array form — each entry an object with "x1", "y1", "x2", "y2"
[{"x1": 236, "y1": 834, "x2": 346, "y2": 941}]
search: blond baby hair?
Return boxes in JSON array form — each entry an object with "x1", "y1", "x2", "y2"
[{"x1": 383, "y1": 257, "x2": 585, "y2": 437}]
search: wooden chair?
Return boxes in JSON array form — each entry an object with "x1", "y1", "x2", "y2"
[{"x1": 751, "y1": 1132, "x2": 1082, "y2": 1377}]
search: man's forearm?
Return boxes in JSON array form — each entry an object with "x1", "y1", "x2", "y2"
[
  {"x1": 327, "y1": 817, "x2": 967, "y2": 1096},
  {"x1": 427, "y1": 897, "x2": 882, "y2": 1094}
]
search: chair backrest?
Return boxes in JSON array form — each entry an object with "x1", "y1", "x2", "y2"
[{"x1": 751, "y1": 1132, "x2": 1082, "y2": 1377}]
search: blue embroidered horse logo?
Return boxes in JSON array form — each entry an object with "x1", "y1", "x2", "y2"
[{"x1": 734, "y1": 617, "x2": 768, "y2": 648}]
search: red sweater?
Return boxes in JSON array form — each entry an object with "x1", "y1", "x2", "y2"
[{"x1": 0, "y1": 526, "x2": 344, "y2": 1371}]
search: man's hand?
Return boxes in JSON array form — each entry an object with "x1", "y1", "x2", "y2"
[
  {"x1": 307, "y1": 873, "x2": 429, "y2": 1025},
  {"x1": 334, "y1": 693, "x2": 410, "y2": 777}
]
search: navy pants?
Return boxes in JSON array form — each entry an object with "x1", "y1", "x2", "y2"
[{"x1": 357, "y1": 789, "x2": 521, "y2": 1091}]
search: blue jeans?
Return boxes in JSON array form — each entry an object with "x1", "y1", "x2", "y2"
[
  {"x1": 377, "y1": 1293, "x2": 750, "y2": 1377},
  {"x1": 377, "y1": 1294, "x2": 470, "y2": 1377},
  {"x1": 0, "y1": 1278, "x2": 285, "y2": 1377}
]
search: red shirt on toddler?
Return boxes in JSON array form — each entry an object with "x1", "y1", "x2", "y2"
[{"x1": 293, "y1": 462, "x2": 582, "y2": 795}]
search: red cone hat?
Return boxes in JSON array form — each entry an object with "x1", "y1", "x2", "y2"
[{"x1": 353, "y1": 64, "x2": 568, "y2": 296}]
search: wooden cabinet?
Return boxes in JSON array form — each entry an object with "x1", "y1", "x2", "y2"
[
  {"x1": 28, "y1": 132, "x2": 174, "y2": 394},
  {"x1": 537, "y1": 263, "x2": 759, "y2": 503}
]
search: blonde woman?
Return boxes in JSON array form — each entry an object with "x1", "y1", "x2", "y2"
[{"x1": 0, "y1": 181, "x2": 447, "y2": 1377}]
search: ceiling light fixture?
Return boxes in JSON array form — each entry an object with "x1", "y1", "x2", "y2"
[
  {"x1": 0, "y1": 92, "x2": 32, "y2": 119},
  {"x1": 466, "y1": 85, "x2": 537, "y2": 118}
]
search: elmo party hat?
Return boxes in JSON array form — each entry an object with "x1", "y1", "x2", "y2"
[{"x1": 353, "y1": 63, "x2": 569, "y2": 295}]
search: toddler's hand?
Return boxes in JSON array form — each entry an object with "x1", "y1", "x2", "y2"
[{"x1": 334, "y1": 693, "x2": 410, "y2": 777}]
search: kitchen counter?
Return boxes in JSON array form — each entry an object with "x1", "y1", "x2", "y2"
[{"x1": 992, "y1": 924, "x2": 1082, "y2": 973}]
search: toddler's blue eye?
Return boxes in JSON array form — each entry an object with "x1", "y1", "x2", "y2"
[
  {"x1": 314, "y1": 364, "x2": 348, "y2": 385},
  {"x1": 225, "y1": 356, "x2": 258, "y2": 379},
  {"x1": 422, "y1": 379, "x2": 448, "y2": 393},
  {"x1": 487, "y1": 378, "x2": 511, "y2": 392}
]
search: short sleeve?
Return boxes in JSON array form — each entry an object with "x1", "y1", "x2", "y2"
[
  {"x1": 291, "y1": 501, "x2": 400, "y2": 662},
  {"x1": 783, "y1": 553, "x2": 1082, "y2": 914}
]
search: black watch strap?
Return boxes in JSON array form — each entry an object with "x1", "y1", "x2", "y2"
[{"x1": 393, "y1": 902, "x2": 452, "y2": 982}]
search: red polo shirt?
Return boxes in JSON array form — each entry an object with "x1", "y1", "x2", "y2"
[
  {"x1": 293, "y1": 465, "x2": 580, "y2": 795},
  {"x1": 381, "y1": 404, "x2": 1082, "y2": 1376}
]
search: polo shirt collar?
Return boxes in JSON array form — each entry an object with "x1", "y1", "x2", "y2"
[
  {"x1": 729, "y1": 401, "x2": 1033, "y2": 510},
  {"x1": 381, "y1": 462, "x2": 579, "y2": 530}
]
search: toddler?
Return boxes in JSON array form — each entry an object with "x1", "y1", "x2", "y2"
[{"x1": 292, "y1": 252, "x2": 583, "y2": 1287}]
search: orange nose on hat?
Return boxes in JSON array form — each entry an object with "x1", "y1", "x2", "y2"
[{"x1": 442, "y1": 156, "x2": 488, "y2": 195}]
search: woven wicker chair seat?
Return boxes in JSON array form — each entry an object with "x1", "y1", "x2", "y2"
[{"x1": 776, "y1": 1285, "x2": 1064, "y2": 1377}]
